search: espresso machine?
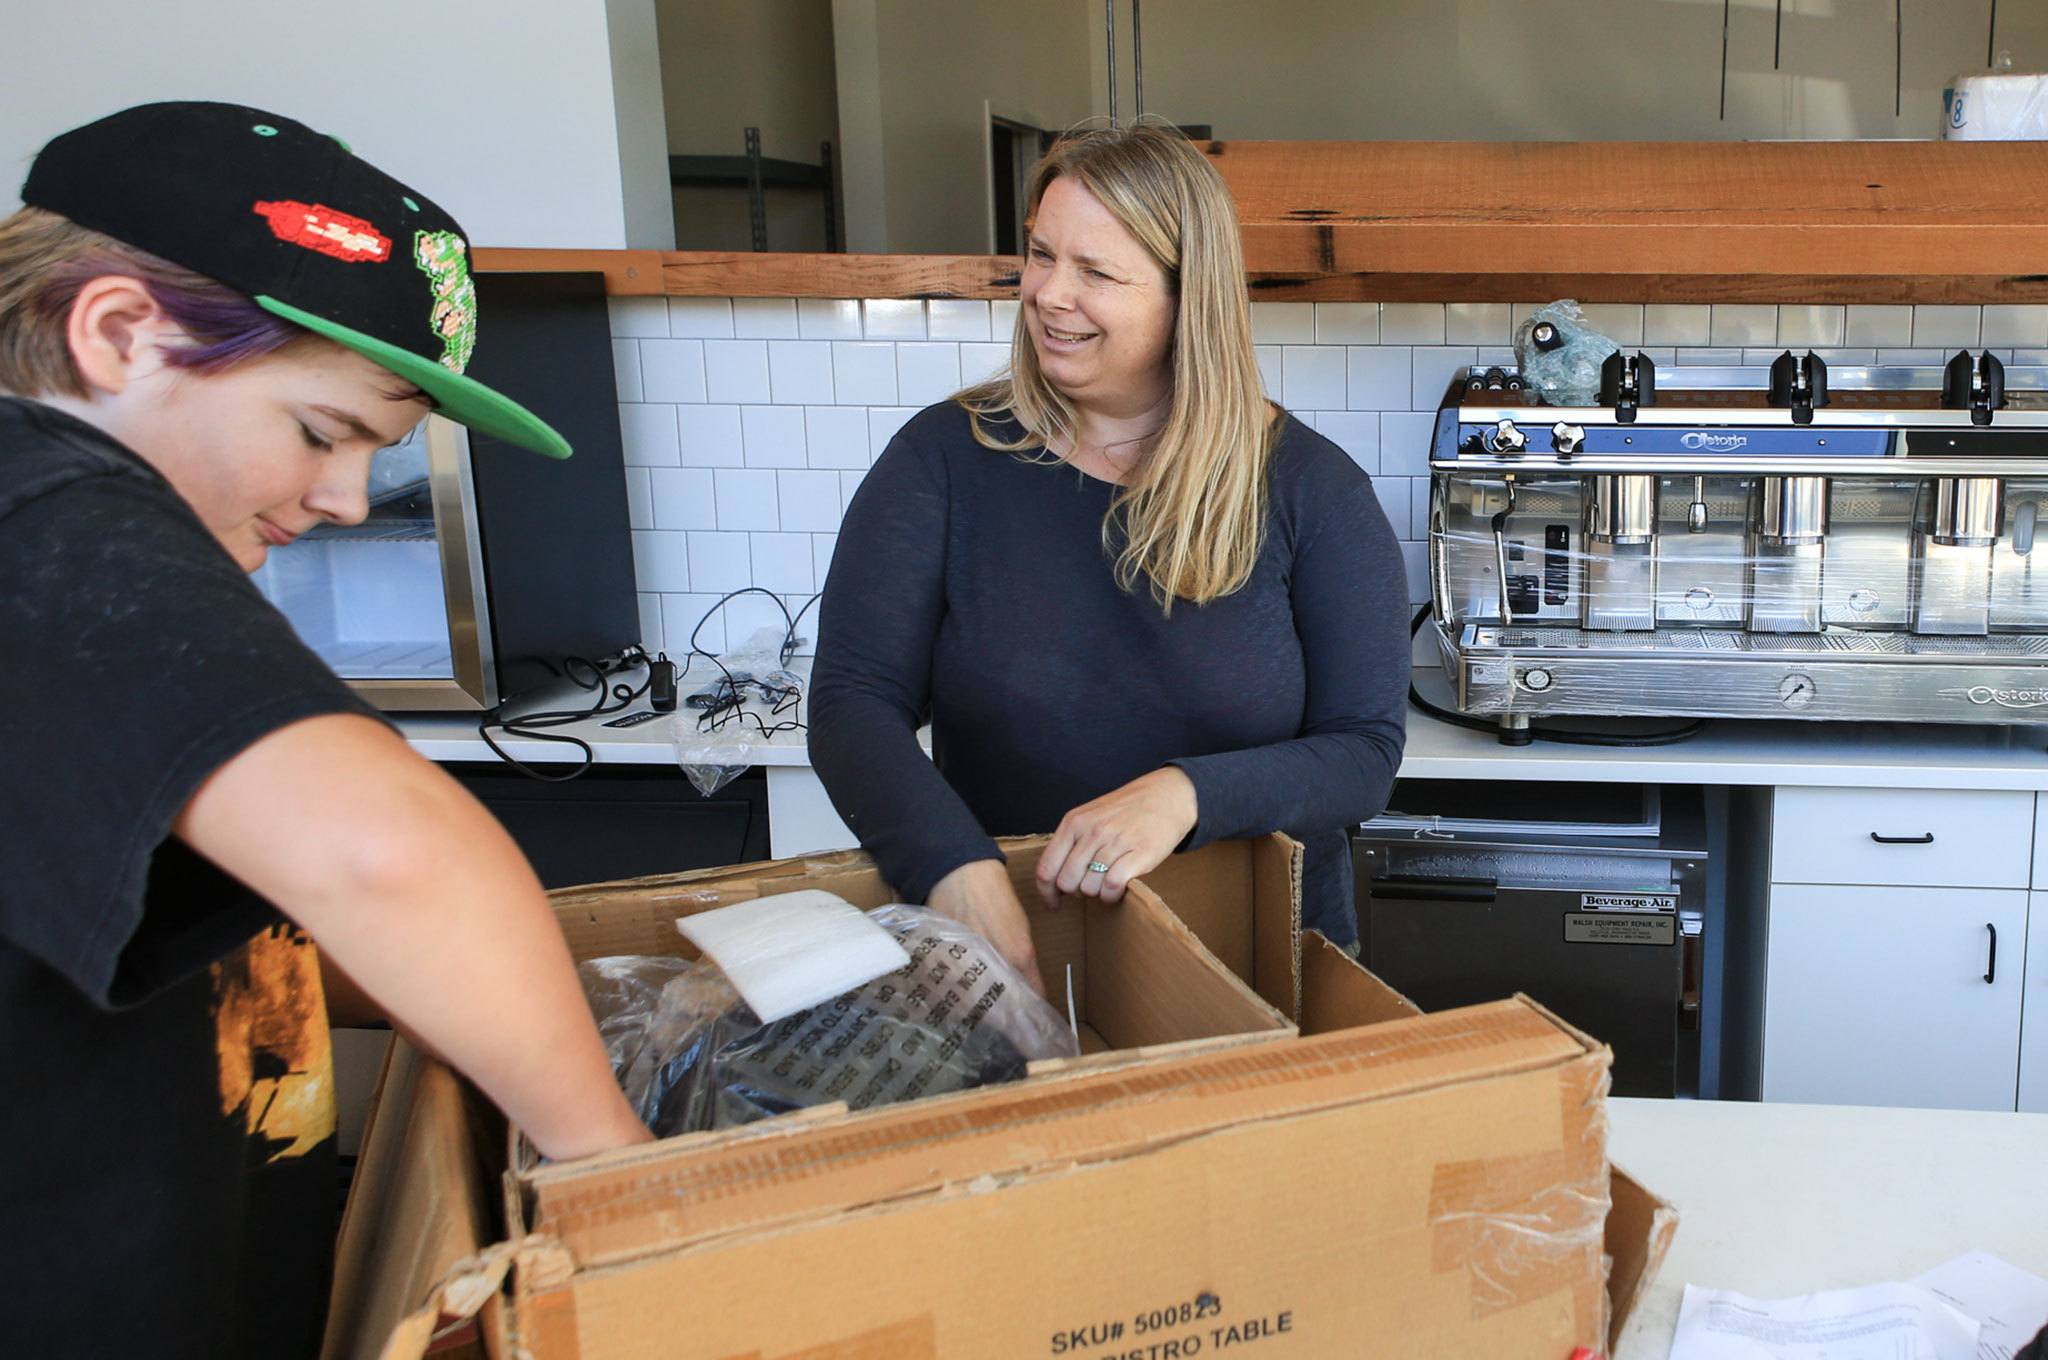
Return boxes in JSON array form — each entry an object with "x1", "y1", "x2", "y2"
[{"x1": 1428, "y1": 351, "x2": 2048, "y2": 740}]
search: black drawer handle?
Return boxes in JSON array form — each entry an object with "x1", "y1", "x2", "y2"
[
  {"x1": 1869, "y1": 831, "x2": 1935, "y2": 845},
  {"x1": 1985, "y1": 922, "x2": 1998, "y2": 985}
]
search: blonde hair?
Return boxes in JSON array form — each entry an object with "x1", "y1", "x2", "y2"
[
  {"x1": 957, "y1": 122, "x2": 1277, "y2": 612},
  {"x1": 0, "y1": 205, "x2": 306, "y2": 398}
]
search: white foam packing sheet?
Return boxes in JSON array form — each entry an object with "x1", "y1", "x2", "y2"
[{"x1": 676, "y1": 889, "x2": 912, "y2": 1025}]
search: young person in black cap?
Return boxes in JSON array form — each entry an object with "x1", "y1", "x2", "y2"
[{"x1": 0, "y1": 102, "x2": 650, "y2": 1357}]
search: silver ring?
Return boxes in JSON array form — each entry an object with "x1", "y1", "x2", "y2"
[{"x1": 1086, "y1": 860, "x2": 1111, "y2": 875}]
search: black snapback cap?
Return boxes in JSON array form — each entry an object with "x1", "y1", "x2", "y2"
[{"x1": 21, "y1": 101, "x2": 570, "y2": 458}]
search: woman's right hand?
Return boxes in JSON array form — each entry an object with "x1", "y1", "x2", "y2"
[{"x1": 926, "y1": 858, "x2": 1046, "y2": 997}]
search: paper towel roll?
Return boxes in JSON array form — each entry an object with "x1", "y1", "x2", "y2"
[{"x1": 1943, "y1": 71, "x2": 2048, "y2": 140}]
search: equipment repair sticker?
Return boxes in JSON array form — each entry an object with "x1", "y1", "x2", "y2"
[
  {"x1": 1567, "y1": 891, "x2": 1677, "y2": 944},
  {"x1": 1049, "y1": 1291, "x2": 1296, "y2": 1358}
]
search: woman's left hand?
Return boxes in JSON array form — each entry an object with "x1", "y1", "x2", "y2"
[{"x1": 1036, "y1": 767, "x2": 1200, "y2": 907}]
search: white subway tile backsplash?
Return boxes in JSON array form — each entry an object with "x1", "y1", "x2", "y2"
[
  {"x1": 1475, "y1": 346, "x2": 1516, "y2": 367},
  {"x1": 1380, "y1": 303, "x2": 1446, "y2": 345},
  {"x1": 640, "y1": 339, "x2": 707, "y2": 404},
  {"x1": 768, "y1": 340, "x2": 835, "y2": 404},
  {"x1": 1982, "y1": 305, "x2": 2048, "y2": 347},
  {"x1": 1408, "y1": 480, "x2": 1432, "y2": 540},
  {"x1": 723, "y1": 592, "x2": 797, "y2": 651},
  {"x1": 732, "y1": 298, "x2": 799, "y2": 338},
  {"x1": 990, "y1": 300, "x2": 1020, "y2": 337},
  {"x1": 1912, "y1": 306, "x2": 1981, "y2": 347},
  {"x1": 1710, "y1": 305, "x2": 1776, "y2": 346},
  {"x1": 1255, "y1": 345, "x2": 1283, "y2": 397},
  {"x1": 862, "y1": 299, "x2": 925, "y2": 339},
  {"x1": 608, "y1": 296, "x2": 669, "y2": 338},
  {"x1": 635, "y1": 593, "x2": 664, "y2": 654},
  {"x1": 1741, "y1": 348, "x2": 1786, "y2": 365},
  {"x1": 686, "y1": 532, "x2": 754, "y2": 593},
  {"x1": 1878, "y1": 348, "x2": 1945, "y2": 365},
  {"x1": 649, "y1": 468, "x2": 716, "y2": 530},
  {"x1": 2015, "y1": 348, "x2": 2048, "y2": 366},
  {"x1": 1812, "y1": 348, "x2": 1877, "y2": 365},
  {"x1": 804, "y1": 406, "x2": 869, "y2": 468},
  {"x1": 832, "y1": 342, "x2": 897, "y2": 404},
  {"x1": 1577, "y1": 304, "x2": 1644, "y2": 346},
  {"x1": 1380, "y1": 412, "x2": 1436, "y2": 476},
  {"x1": 869, "y1": 407, "x2": 917, "y2": 455},
  {"x1": 660, "y1": 594, "x2": 717, "y2": 655},
  {"x1": 677, "y1": 404, "x2": 744, "y2": 467},
  {"x1": 623, "y1": 466, "x2": 652, "y2": 530},
  {"x1": 749, "y1": 532, "x2": 815, "y2": 593},
  {"x1": 631, "y1": 530, "x2": 692, "y2": 591},
  {"x1": 670, "y1": 298, "x2": 735, "y2": 338},
  {"x1": 812, "y1": 534, "x2": 839, "y2": 589},
  {"x1": 1778, "y1": 305, "x2": 1846, "y2": 347},
  {"x1": 1347, "y1": 347, "x2": 1411, "y2": 409},
  {"x1": 611, "y1": 338, "x2": 643, "y2": 402},
  {"x1": 797, "y1": 298, "x2": 863, "y2": 339},
  {"x1": 958, "y1": 342, "x2": 1010, "y2": 385},
  {"x1": 1676, "y1": 348, "x2": 1744, "y2": 365},
  {"x1": 1411, "y1": 347, "x2": 1477, "y2": 409},
  {"x1": 704, "y1": 340, "x2": 771, "y2": 403},
  {"x1": 1399, "y1": 541, "x2": 1431, "y2": 605},
  {"x1": 1445, "y1": 303, "x2": 1511, "y2": 345},
  {"x1": 1315, "y1": 303, "x2": 1379, "y2": 344},
  {"x1": 896, "y1": 343, "x2": 962, "y2": 405},
  {"x1": 1845, "y1": 305, "x2": 1914, "y2": 346},
  {"x1": 778, "y1": 470, "x2": 845, "y2": 532},
  {"x1": 713, "y1": 468, "x2": 779, "y2": 530},
  {"x1": 1370, "y1": 476, "x2": 1412, "y2": 536},
  {"x1": 618, "y1": 404, "x2": 681, "y2": 467},
  {"x1": 839, "y1": 468, "x2": 870, "y2": 504},
  {"x1": 1252, "y1": 302, "x2": 1316, "y2": 343},
  {"x1": 740, "y1": 405, "x2": 807, "y2": 469},
  {"x1": 1316, "y1": 411, "x2": 1379, "y2": 472},
  {"x1": 1640, "y1": 347, "x2": 1676, "y2": 365},
  {"x1": 927, "y1": 300, "x2": 991, "y2": 341},
  {"x1": 1644, "y1": 304, "x2": 1712, "y2": 346},
  {"x1": 1283, "y1": 345, "x2": 1347, "y2": 409}
]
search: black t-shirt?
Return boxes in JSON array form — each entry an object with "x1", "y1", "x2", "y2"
[{"x1": 0, "y1": 397, "x2": 378, "y2": 1358}]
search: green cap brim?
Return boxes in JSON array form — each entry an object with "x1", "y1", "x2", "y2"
[{"x1": 254, "y1": 295, "x2": 572, "y2": 459}]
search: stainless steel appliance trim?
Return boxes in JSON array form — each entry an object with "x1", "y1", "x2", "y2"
[
  {"x1": 417, "y1": 416, "x2": 496, "y2": 712},
  {"x1": 1433, "y1": 456, "x2": 2044, "y2": 476}
]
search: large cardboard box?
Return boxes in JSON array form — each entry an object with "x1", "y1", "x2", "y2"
[{"x1": 326, "y1": 836, "x2": 1674, "y2": 1360}]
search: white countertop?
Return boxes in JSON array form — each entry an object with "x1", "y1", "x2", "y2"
[
  {"x1": 399, "y1": 658, "x2": 2048, "y2": 789},
  {"x1": 1607, "y1": 1097, "x2": 2048, "y2": 1359}
]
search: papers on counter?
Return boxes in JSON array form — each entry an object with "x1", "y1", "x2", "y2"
[
  {"x1": 1671, "y1": 1254, "x2": 2048, "y2": 1360},
  {"x1": 1912, "y1": 1253, "x2": 2048, "y2": 1360}
]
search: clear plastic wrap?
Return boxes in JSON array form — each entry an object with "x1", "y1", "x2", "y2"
[
  {"x1": 1513, "y1": 300, "x2": 1620, "y2": 407},
  {"x1": 582, "y1": 904, "x2": 1080, "y2": 1137},
  {"x1": 671, "y1": 627, "x2": 806, "y2": 795},
  {"x1": 1943, "y1": 52, "x2": 2048, "y2": 140},
  {"x1": 1427, "y1": 470, "x2": 2048, "y2": 722}
]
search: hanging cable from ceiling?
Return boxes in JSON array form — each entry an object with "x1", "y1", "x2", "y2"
[
  {"x1": 1720, "y1": 0, "x2": 1732, "y2": 119},
  {"x1": 1105, "y1": 0, "x2": 1119, "y2": 128}
]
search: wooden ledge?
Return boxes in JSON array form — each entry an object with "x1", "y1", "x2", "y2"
[{"x1": 473, "y1": 140, "x2": 2048, "y2": 305}]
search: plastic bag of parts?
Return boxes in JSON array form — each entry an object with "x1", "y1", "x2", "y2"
[
  {"x1": 1943, "y1": 52, "x2": 2048, "y2": 140},
  {"x1": 580, "y1": 903, "x2": 1079, "y2": 1137},
  {"x1": 1513, "y1": 300, "x2": 1619, "y2": 407},
  {"x1": 671, "y1": 627, "x2": 805, "y2": 796}
]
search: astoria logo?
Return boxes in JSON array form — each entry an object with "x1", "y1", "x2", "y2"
[
  {"x1": 1681, "y1": 432, "x2": 1748, "y2": 450},
  {"x1": 1944, "y1": 685, "x2": 2048, "y2": 710}
]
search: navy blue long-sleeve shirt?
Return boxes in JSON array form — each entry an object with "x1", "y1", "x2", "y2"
[{"x1": 808, "y1": 402, "x2": 1409, "y2": 944}]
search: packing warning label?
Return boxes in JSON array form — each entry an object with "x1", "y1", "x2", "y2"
[{"x1": 1048, "y1": 1291, "x2": 1297, "y2": 1358}]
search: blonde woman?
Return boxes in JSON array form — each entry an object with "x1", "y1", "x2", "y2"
[{"x1": 810, "y1": 125, "x2": 1408, "y2": 987}]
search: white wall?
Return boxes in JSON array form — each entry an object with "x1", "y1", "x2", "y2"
[
  {"x1": 835, "y1": 0, "x2": 1095, "y2": 255},
  {"x1": 658, "y1": 0, "x2": 841, "y2": 252},
  {"x1": 0, "y1": 0, "x2": 672, "y2": 249}
]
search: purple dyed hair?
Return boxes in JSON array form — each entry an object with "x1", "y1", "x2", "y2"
[{"x1": 50, "y1": 245, "x2": 307, "y2": 373}]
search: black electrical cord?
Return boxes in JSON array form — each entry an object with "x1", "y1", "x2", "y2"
[
  {"x1": 1408, "y1": 604, "x2": 1711, "y2": 748},
  {"x1": 478, "y1": 646, "x2": 653, "y2": 781}
]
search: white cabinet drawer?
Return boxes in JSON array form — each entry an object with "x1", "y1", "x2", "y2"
[{"x1": 1771, "y1": 786, "x2": 2034, "y2": 889}]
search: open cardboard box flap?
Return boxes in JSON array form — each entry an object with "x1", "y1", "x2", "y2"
[{"x1": 326, "y1": 840, "x2": 1676, "y2": 1360}]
